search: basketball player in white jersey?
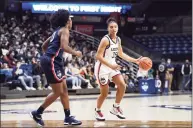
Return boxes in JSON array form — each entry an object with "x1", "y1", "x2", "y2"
[{"x1": 94, "y1": 17, "x2": 141, "y2": 121}]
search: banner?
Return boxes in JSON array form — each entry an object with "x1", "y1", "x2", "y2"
[
  {"x1": 73, "y1": 16, "x2": 102, "y2": 23},
  {"x1": 74, "y1": 25, "x2": 93, "y2": 35},
  {"x1": 22, "y1": 2, "x2": 131, "y2": 14},
  {"x1": 139, "y1": 79, "x2": 169, "y2": 94},
  {"x1": 139, "y1": 79, "x2": 156, "y2": 94}
]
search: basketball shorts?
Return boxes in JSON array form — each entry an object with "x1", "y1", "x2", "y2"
[
  {"x1": 40, "y1": 55, "x2": 66, "y2": 84},
  {"x1": 94, "y1": 62, "x2": 121, "y2": 85}
]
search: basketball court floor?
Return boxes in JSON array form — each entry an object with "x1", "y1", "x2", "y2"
[{"x1": 1, "y1": 91, "x2": 192, "y2": 127}]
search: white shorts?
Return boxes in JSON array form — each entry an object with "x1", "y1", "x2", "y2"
[{"x1": 94, "y1": 62, "x2": 121, "y2": 85}]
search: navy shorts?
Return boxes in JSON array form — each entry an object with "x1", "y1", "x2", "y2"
[{"x1": 40, "y1": 55, "x2": 66, "y2": 84}]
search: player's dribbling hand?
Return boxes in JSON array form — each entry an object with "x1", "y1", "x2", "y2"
[
  {"x1": 110, "y1": 64, "x2": 122, "y2": 70},
  {"x1": 135, "y1": 56, "x2": 143, "y2": 65},
  {"x1": 75, "y1": 51, "x2": 82, "y2": 57}
]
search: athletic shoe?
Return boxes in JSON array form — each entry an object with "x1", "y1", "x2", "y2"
[
  {"x1": 30, "y1": 110, "x2": 44, "y2": 126},
  {"x1": 110, "y1": 105, "x2": 126, "y2": 119},
  {"x1": 64, "y1": 115, "x2": 82, "y2": 125},
  {"x1": 95, "y1": 108, "x2": 105, "y2": 121}
]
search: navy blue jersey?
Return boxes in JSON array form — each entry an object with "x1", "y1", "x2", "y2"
[
  {"x1": 45, "y1": 28, "x2": 64, "y2": 65},
  {"x1": 40, "y1": 28, "x2": 67, "y2": 84}
]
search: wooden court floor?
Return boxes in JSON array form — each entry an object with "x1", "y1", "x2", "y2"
[
  {"x1": 1, "y1": 92, "x2": 192, "y2": 127},
  {"x1": 1, "y1": 120, "x2": 191, "y2": 127}
]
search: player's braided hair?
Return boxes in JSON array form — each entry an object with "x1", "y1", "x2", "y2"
[{"x1": 50, "y1": 9, "x2": 70, "y2": 28}]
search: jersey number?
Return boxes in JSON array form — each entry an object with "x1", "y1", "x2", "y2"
[
  {"x1": 50, "y1": 32, "x2": 56, "y2": 42},
  {"x1": 112, "y1": 52, "x2": 118, "y2": 58}
]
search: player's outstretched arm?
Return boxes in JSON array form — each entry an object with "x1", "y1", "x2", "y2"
[
  {"x1": 60, "y1": 28, "x2": 82, "y2": 57},
  {"x1": 118, "y1": 38, "x2": 141, "y2": 64},
  {"x1": 42, "y1": 36, "x2": 51, "y2": 53}
]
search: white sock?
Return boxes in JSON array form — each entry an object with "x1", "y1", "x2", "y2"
[
  {"x1": 95, "y1": 108, "x2": 100, "y2": 111},
  {"x1": 114, "y1": 103, "x2": 120, "y2": 107}
]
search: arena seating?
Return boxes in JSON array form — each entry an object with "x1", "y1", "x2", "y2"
[{"x1": 133, "y1": 33, "x2": 192, "y2": 55}]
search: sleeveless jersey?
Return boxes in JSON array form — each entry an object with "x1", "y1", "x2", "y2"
[
  {"x1": 94, "y1": 35, "x2": 121, "y2": 85},
  {"x1": 45, "y1": 28, "x2": 64, "y2": 65},
  {"x1": 96, "y1": 34, "x2": 120, "y2": 65}
]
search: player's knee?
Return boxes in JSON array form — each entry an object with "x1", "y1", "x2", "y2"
[
  {"x1": 54, "y1": 90, "x2": 64, "y2": 96},
  {"x1": 118, "y1": 82, "x2": 126, "y2": 90},
  {"x1": 60, "y1": 91, "x2": 68, "y2": 97},
  {"x1": 101, "y1": 91, "x2": 108, "y2": 98},
  {"x1": 123, "y1": 84, "x2": 126, "y2": 90},
  {"x1": 122, "y1": 83, "x2": 126, "y2": 90}
]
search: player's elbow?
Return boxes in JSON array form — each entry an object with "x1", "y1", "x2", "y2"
[
  {"x1": 95, "y1": 54, "x2": 99, "y2": 60},
  {"x1": 41, "y1": 44, "x2": 44, "y2": 49},
  {"x1": 95, "y1": 54, "x2": 102, "y2": 61},
  {"x1": 62, "y1": 44, "x2": 68, "y2": 51},
  {"x1": 41, "y1": 45, "x2": 46, "y2": 52},
  {"x1": 118, "y1": 52, "x2": 123, "y2": 58}
]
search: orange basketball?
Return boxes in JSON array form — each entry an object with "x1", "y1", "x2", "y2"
[{"x1": 139, "y1": 57, "x2": 152, "y2": 71}]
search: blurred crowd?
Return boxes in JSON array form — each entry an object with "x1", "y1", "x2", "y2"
[{"x1": 0, "y1": 11, "x2": 98, "y2": 91}]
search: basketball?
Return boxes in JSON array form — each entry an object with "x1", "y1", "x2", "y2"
[{"x1": 138, "y1": 57, "x2": 152, "y2": 71}]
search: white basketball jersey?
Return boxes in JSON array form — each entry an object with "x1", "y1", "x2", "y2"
[
  {"x1": 94, "y1": 35, "x2": 121, "y2": 84},
  {"x1": 96, "y1": 35, "x2": 120, "y2": 66}
]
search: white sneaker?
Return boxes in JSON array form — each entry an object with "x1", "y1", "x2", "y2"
[
  {"x1": 16, "y1": 87, "x2": 22, "y2": 91},
  {"x1": 95, "y1": 108, "x2": 105, "y2": 121},
  {"x1": 72, "y1": 86, "x2": 77, "y2": 89},
  {"x1": 110, "y1": 105, "x2": 126, "y2": 119},
  {"x1": 25, "y1": 86, "x2": 30, "y2": 90},
  {"x1": 88, "y1": 84, "x2": 93, "y2": 89},
  {"x1": 30, "y1": 87, "x2": 36, "y2": 90},
  {"x1": 77, "y1": 86, "x2": 81, "y2": 89},
  {"x1": 38, "y1": 87, "x2": 42, "y2": 90},
  {"x1": 47, "y1": 86, "x2": 52, "y2": 90}
]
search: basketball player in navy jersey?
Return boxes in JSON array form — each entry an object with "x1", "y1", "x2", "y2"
[
  {"x1": 94, "y1": 18, "x2": 141, "y2": 121},
  {"x1": 30, "y1": 9, "x2": 82, "y2": 126}
]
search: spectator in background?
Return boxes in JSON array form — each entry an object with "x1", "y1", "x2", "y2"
[
  {"x1": 180, "y1": 59, "x2": 192, "y2": 91},
  {"x1": 0, "y1": 63, "x2": 13, "y2": 81},
  {"x1": 13, "y1": 61, "x2": 35, "y2": 90},
  {"x1": 166, "y1": 58, "x2": 174, "y2": 93},
  {"x1": 63, "y1": 52, "x2": 73, "y2": 63},
  {"x1": 85, "y1": 65, "x2": 97, "y2": 88},
  {"x1": 79, "y1": 56, "x2": 89, "y2": 67},
  {"x1": 156, "y1": 58, "x2": 167, "y2": 94},
  {"x1": 3, "y1": 51, "x2": 17, "y2": 68},
  {"x1": 123, "y1": 74, "x2": 129, "y2": 86},
  {"x1": 0, "y1": 62, "x2": 23, "y2": 91},
  {"x1": 0, "y1": 50, "x2": 6, "y2": 65},
  {"x1": 120, "y1": 66, "x2": 131, "y2": 76},
  {"x1": 31, "y1": 57, "x2": 43, "y2": 90},
  {"x1": 65, "y1": 63, "x2": 80, "y2": 89},
  {"x1": 71, "y1": 62, "x2": 89, "y2": 88},
  {"x1": 19, "y1": 43, "x2": 27, "y2": 57},
  {"x1": 124, "y1": 74, "x2": 136, "y2": 92}
]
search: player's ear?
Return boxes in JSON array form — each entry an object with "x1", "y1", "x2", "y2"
[
  {"x1": 66, "y1": 20, "x2": 70, "y2": 24},
  {"x1": 66, "y1": 18, "x2": 71, "y2": 24}
]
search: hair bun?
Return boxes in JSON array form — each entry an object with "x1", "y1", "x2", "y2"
[{"x1": 106, "y1": 17, "x2": 117, "y2": 25}]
